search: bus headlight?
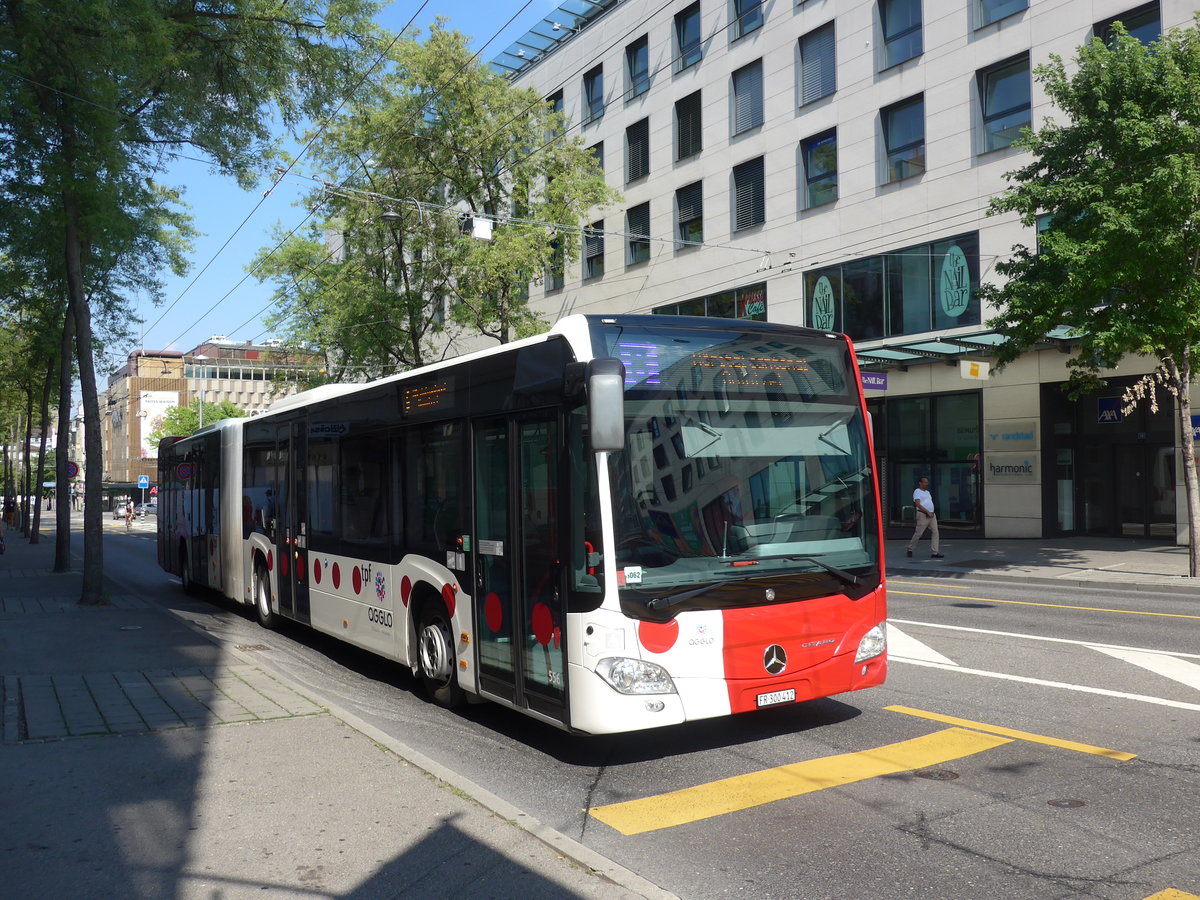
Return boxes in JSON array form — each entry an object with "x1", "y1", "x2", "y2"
[
  {"x1": 596, "y1": 657, "x2": 678, "y2": 695},
  {"x1": 855, "y1": 623, "x2": 886, "y2": 662}
]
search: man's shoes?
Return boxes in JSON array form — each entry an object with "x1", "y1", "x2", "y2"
[
  {"x1": 931, "y1": 553, "x2": 944, "y2": 559},
  {"x1": 906, "y1": 549, "x2": 912, "y2": 557}
]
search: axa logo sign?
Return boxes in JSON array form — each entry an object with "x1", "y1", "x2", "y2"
[{"x1": 763, "y1": 644, "x2": 788, "y2": 675}]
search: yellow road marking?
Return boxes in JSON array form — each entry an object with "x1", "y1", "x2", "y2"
[
  {"x1": 589, "y1": 727, "x2": 1010, "y2": 836},
  {"x1": 886, "y1": 706, "x2": 1136, "y2": 761},
  {"x1": 1144, "y1": 891, "x2": 1200, "y2": 900},
  {"x1": 888, "y1": 586, "x2": 1200, "y2": 621}
]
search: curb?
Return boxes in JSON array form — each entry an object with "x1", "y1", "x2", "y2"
[{"x1": 885, "y1": 563, "x2": 1199, "y2": 595}]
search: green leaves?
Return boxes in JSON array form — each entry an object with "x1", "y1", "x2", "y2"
[
  {"x1": 254, "y1": 22, "x2": 619, "y2": 373},
  {"x1": 984, "y1": 15, "x2": 1200, "y2": 392}
]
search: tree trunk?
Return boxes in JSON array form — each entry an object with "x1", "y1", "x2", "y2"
[
  {"x1": 1172, "y1": 351, "x2": 1200, "y2": 577},
  {"x1": 22, "y1": 395, "x2": 33, "y2": 536},
  {"x1": 29, "y1": 358, "x2": 54, "y2": 544},
  {"x1": 64, "y1": 193, "x2": 105, "y2": 603},
  {"x1": 54, "y1": 302, "x2": 75, "y2": 572}
]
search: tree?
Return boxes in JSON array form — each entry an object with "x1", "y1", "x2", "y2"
[
  {"x1": 255, "y1": 21, "x2": 618, "y2": 377},
  {"x1": 981, "y1": 17, "x2": 1200, "y2": 575},
  {"x1": 148, "y1": 398, "x2": 247, "y2": 445},
  {"x1": 0, "y1": 0, "x2": 381, "y2": 602}
]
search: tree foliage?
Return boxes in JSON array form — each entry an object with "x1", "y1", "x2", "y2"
[
  {"x1": 982, "y1": 16, "x2": 1200, "y2": 573},
  {"x1": 149, "y1": 398, "x2": 247, "y2": 445},
  {"x1": 0, "y1": 0, "x2": 382, "y2": 599},
  {"x1": 255, "y1": 21, "x2": 618, "y2": 378}
]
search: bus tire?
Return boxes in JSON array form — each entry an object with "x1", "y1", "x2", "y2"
[
  {"x1": 416, "y1": 602, "x2": 464, "y2": 708},
  {"x1": 179, "y1": 544, "x2": 196, "y2": 596},
  {"x1": 254, "y1": 566, "x2": 276, "y2": 629}
]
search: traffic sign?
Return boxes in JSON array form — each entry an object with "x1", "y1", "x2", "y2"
[
  {"x1": 138, "y1": 475, "x2": 150, "y2": 489},
  {"x1": 65, "y1": 461, "x2": 79, "y2": 479}
]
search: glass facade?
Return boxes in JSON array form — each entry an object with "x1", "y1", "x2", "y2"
[{"x1": 804, "y1": 232, "x2": 980, "y2": 340}]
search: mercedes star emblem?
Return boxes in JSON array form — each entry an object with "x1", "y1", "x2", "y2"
[{"x1": 763, "y1": 644, "x2": 788, "y2": 675}]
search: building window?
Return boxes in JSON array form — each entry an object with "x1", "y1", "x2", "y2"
[
  {"x1": 799, "y1": 22, "x2": 836, "y2": 105},
  {"x1": 733, "y1": 0, "x2": 763, "y2": 40},
  {"x1": 1096, "y1": 2, "x2": 1160, "y2": 46},
  {"x1": 732, "y1": 60, "x2": 763, "y2": 135},
  {"x1": 676, "y1": 181, "x2": 703, "y2": 247},
  {"x1": 583, "y1": 66, "x2": 604, "y2": 125},
  {"x1": 733, "y1": 157, "x2": 765, "y2": 231},
  {"x1": 584, "y1": 221, "x2": 605, "y2": 279},
  {"x1": 653, "y1": 282, "x2": 767, "y2": 319},
  {"x1": 626, "y1": 35, "x2": 650, "y2": 99},
  {"x1": 979, "y1": 0, "x2": 1026, "y2": 28},
  {"x1": 546, "y1": 89, "x2": 564, "y2": 135},
  {"x1": 880, "y1": 0, "x2": 922, "y2": 68},
  {"x1": 626, "y1": 118, "x2": 649, "y2": 183},
  {"x1": 627, "y1": 202, "x2": 651, "y2": 265},
  {"x1": 676, "y1": 91, "x2": 702, "y2": 160},
  {"x1": 802, "y1": 130, "x2": 838, "y2": 208},
  {"x1": 804, "y1": 231, "x2": 981, "y2": 338},
  {"x1": 978, "y1": 54, "x2": 1031, "y2": 151},
  {"x1": 883, "y1": 94, "x2": 925, "y2": 182},
  {"x1": 587, "y1": 141, "x2": 604, "y2": 176},
  {"x1": 676, "y1": 2, "x2": 702, "y2": 71}
]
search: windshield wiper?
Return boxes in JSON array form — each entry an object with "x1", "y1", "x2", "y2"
[
  {"x1": 817, "y1": 413, "x2": 853, "y2": 454},
  {"x1": 642, "y1": 573, "x2": 765, "y2": 613},
  {"x1": 720, "y1": 553, "x2": 860, "y2": 588}
]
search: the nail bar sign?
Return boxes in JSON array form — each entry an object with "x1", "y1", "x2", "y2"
[{"x1": 860, "y1": 372, "x2": 888, "y2": 391}]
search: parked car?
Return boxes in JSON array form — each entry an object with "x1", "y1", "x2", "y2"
[{"x1": 135, "y1": 502, "x2": 157, "y2": 517}]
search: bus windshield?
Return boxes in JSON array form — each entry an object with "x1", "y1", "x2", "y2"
[{"x1": 593, "y1": 321, "x2": 877, "y2": 603}]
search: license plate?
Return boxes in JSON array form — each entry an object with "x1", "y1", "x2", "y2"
[{"x1": 756, "y1": 688, "x2": 796, "y2": 708}]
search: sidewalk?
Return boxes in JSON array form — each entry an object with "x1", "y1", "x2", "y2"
[
  {"x1": 887, "y1": 534, "x2": 1198, "y2": 592},
  {"x1": 0, "y1": 522, "x2": 674, "y2": 900}
]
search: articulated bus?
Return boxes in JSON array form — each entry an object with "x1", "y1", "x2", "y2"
[{"x1": 157, "y1": 315, "x2": 886, "y2": 735}]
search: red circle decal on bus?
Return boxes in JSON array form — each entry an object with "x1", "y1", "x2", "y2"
[
  {"x1": 296, "y1": 553, "x2": 305, "y2": 581},
  {"x1": 531, "y1": 602, "x2": 553, "y2": 647},
  {"x1": 352, "y1": 566, "x2": 362, "y2": 594},
  {"x1": 266, "y1": 549, "x2": 273, "y2": 571},
  {"x1": 441, "y1": 583, "x2": 456, "y2": 617},
  {"x1": 400, "y1": 576, "x2": 411, "y2": 607},
  {"x1": 313, "y1": 559, "x2": 322, "y2": 584},
  {"x1": 638, "y1": 620, "x2": 679, "y2": 654},
  {"x1": 280, "y1": 552, "x2": 289, "y2": 578},
  {"x1": 485, "y1": 592, "x2": 503, "y2": 632},
  {"x1": 332, "y1": 563, "x2": 341, "y2": 590}
]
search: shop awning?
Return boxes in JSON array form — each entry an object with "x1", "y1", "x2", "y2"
[{"x1": 855, "y1": 326, "x2": 1077, "y2": 371}]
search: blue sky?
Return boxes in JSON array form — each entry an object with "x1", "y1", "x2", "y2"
[{"x1": 134, "y1": 0, "x2": 560, "y2": 362}]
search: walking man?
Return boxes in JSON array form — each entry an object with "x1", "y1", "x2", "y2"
[{"x1": 907, "y1": 475, "x2": 943, "y2": 559}]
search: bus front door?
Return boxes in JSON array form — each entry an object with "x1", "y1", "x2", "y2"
[{"x1": 473, "y1": 414, "x2": 566, "y2": 723}]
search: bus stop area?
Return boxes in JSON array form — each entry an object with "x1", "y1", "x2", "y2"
[{"x1": 0, "y1": 519, "x2": 669, "y2": 900}]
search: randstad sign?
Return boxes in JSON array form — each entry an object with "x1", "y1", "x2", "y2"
[{"x1": 983, "y1": 420, "x2": 1037, "y2": 451}]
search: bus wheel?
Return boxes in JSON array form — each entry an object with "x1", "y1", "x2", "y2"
[
  {"x1": 417, "y1": 603, "x2": 464, "y2": 708},
  {"x1": 254, "y1": 567, "x2": 276, "y2": 629}
]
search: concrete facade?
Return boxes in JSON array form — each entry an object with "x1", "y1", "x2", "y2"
[{"x1": 502, "y1": 0, "x2": 1197, "y2": 541}]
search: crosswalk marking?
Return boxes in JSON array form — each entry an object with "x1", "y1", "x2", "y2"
[
  {"x1": 885, "y1": 706, "x2": 1136, "y2": 760},
  {"x1": 1091, "y1": 646, "x2": 1200, "y2": 693},
  {"x1": 589, "y1": 727, "x2": 1010, "y2": 836},
  {"x1": 888, "y1": 624, "x2": 959, "y2": 666}
]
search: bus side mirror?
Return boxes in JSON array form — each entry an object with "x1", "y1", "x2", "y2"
[{"x1": 587, "y1": 358, "x2": 625, "y2": 453}]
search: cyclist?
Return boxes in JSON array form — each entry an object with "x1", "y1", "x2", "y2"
[{"x1": 124, "y1": 500, "x2": 135, "y2": 531}]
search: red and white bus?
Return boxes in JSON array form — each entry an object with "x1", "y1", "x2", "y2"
[{"x1": 157, "y1": 315, "x2": 886, "y2": 734}]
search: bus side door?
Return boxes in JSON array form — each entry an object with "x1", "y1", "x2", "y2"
[
  {"x1": 277, "y1": 420, "x2": 311, "y2": 623},
  {"x1": 472, "y1": 412, "x2": 566, "y2": 723}
]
